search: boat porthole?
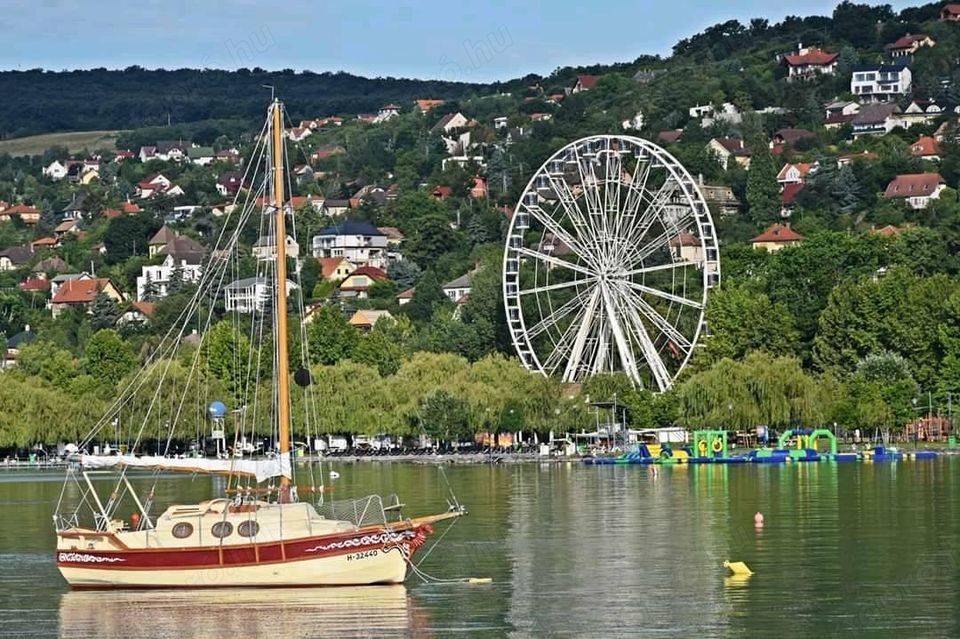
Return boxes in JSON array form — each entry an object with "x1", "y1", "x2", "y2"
[
  {"x1": 171, "y1": 522, "x2": 194, "y2": 539},
  {"x1": 211, "y1": 521, "x2": 233, "y2": 539},
  {"x1": 237, "y1": 521, "x2": 260, "y2": 538}
]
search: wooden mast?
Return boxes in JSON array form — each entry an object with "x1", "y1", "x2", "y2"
[{"x1": 271, "y1": 99, "x2": 293, "y2": 500}]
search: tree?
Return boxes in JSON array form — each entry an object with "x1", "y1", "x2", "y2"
[
  {"x1": 103, "y1": 214, "x2": 160, "y2": 264},
  {"x1": 82, "y1": 329, "x2": 136, "y2": 385},
  {"x1": 141, "y1": 272, "x2": 159, "y2": 302},
  {"x1": 306, "y1": 305, "x2": 358, "y2": 365},
  {"x1": 16, "y1": 341, "x2": 77, "y2": 389},
  {"x1": 745, "y1": 143, "x2": 779, "y2": 223},
  {"x1": 299, "y1": 257, "x2": 321, "y2": 300},
  {"x1": 696, "y1": 285, "x2": 801, "y2": 368},
  {"x1": 352, "y1": 329, "x2": 405, "y2": 377},
  {"x1": 404, "y1": 215, "x2": 463, "y2": 269},
  {"x1": 89, "y1": 290, "x2": 119, "y2": 331},
  {"x1": 167, "y1": 262, "x2": 185, "y2": 295},
  {"x1": 202, "y1": 321, "x2": 253, "y2": 401},
  {"x1": 404, "y1": 270, "x2": 447, "y2": 323},
  {"x1": 419, "y1": 389, "x2": 471, "y2": 444},
  {"x1": 387, "y1": 259, "x2": 421, "y2": 290}
]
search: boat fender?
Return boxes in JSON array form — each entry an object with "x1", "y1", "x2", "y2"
[{"x1": 468, "y1": 577, "x2": 493, "y2": 584}]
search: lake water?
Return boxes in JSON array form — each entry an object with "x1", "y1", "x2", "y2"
[{"x1": 1, "y1": 459, "x2": 959, "y2": 638}]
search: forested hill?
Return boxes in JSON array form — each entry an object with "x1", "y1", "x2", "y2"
[{"x1": 0, "y1": 68, "x2": 503, "y2": 138}]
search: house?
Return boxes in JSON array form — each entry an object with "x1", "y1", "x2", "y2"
[
  {"x1": 750, "y1": 223, "x2": 805, "y2": 252},
  {"x1": 897, "y1": 99, "x2": 956, "y2": 128},
  {"x1": 50, "y1": 277, "x2": 123, "y2": 318},
  {"x1": 777, "y1": 162, "x2": 817, "y2": 185},
  {"x1": 493, "y1": 116, "x2": 509, "y2": 129},
  {"x1": 377, "y1": 227, "x2": 405, "y2": 248},
  {"x1": 851, "y1": 103, "x2": 901, "y2": 137},
  {"x1": 50, "y1": 273, "x2": 90, "y2": 298},
  {"x1": 781, "y1": 45, "x2": 838, "y2": 81},
  {"x1": 432, "y1": 186, "x2": 453, "y2": 199},
  {"x1": 114, "y1": 150, "x2": 134, "y2": 162},
  {"x1": 43, "y1": 160, "x2": 69, "y2": 181},
  {"x1": 397, "y1": 287, "x2": 415, "y2": 305},
  {"x1": 216, "y1": 172, "x2": 244, "y2": 197},
  {"x1": 252, "y1": 234, "x2": 300, "y2": 261},
  {"x1": 886, "y1": 33, "x2": 936, "y2": 58},
  {"x1": 136, "y1": 174, "x2": 183, "y2": 199},
  {"x1": 285, "y1": 127, "x2": 313, "y2": 142},
  {"x1": 780, "y1": 183, "x2": 805, "y2": 217},
  {"x1": 375, "y1": 104, "x2": 401, "y2": 123},
  {"x1": 54, "y1": 218, "x2": 82, "y2": 238},
  {"x1": 338, "y1": 266, "x2": 387, "y2": 299},
  {"x1": 911, "y1": 136, "x2": 941, "y2": 161},
  {"x1": 148, "y1": 225, "x2": 179, "y2": 257},
  {"x1": 872, "y1": 224, "x2": 908, "y2": 237},
  {"x1": 137, "y1": 233, "x2": 204, "y2": 300},
  {"x1": 0, "y1": 204, "x2": 41, "y2": 224},
  {"x1": 442, "y1": 272, "x2": 473, "y2": 303},
  {"x1": 700, "y1": 102, "x2": 742, "y2": 128},
  {"x1": 311, "y1": 145, "x2": 346, "y2": 162},
  {"x1": 318, "y1": 257, "x2": 357, "y2": 281},
  {"x1": 0, "y1": 246, "x2": 33, "y2": 271},
  {"x1": 941, "y1": 4, "x2": 960, "y2": 21},
  {"x1": 470, "y1": 177, "x2": 488, "y2": 199},
  {"x1": 707, "y1": 138, "x2": 752, "y2": 170},
  {"x1": 155, "y1": 141, "x2": 188, "y2": 162},
  {"x1": 187, "y1": 146, "x2": 216, "y2": 165},
  {"x1": 311, "y1": 221, "x2": 388, "y2": 267},
  {"x1": 224, "y1": 277, "x2": 298, "y2": 313},
  {"x1": 322, "y1": 199, "x2": 352, "y2": 217},
  {"x1": 571, "y1": 75, "x2": 600, "y2": 93},
  {"x1": 689, "y1": 104, "x2": 714, "y2": 119},
  {"x1": 530, "y1": 112, "x2": 553, "y2": 122},
  {"x1": 356, "y1": 114, "x2": 378, "y2": 124},
  {"x1": 632, "y1": 69, "x2": 664, "y2": 84},
  {"x1": 349, "y1": 309, "x2": 393, "y2": 331},
  {"x1": 61, "y1": 192, "x2": 88, "y2": 220},
  {"x1": 657, "y1": 130, "x2": 683, "y2": 145},
  {"x1": 19, "y1": 276, "x2": 50, "y2": 293},
  {"x1": 431, "y1": 112, "x2": 470, "y2": 134},
  {"x1": 771, "y1": 128, "x2": 815, "y2": 154},
  {"x1": 216, "y1": 149, "x2": 242, "y2": 164},
  {"x1": 824, "y1": 100, "x2": 861, "y2": 128},
  {"x1": 33, "y1": 256, "x2": 68, "y2": 274},
  {"x1": 118, "y1": 301, "x2": 155, "y2": 327},
  {"x1": 668, "y1": 231, "x2": 703, "y2": 264},
  {"x1": 139, "y1": 146, "x2": 157, "y2": 162},
  {"x1": 30, "y1": 237, "x2": 57, "y2": 250},
  {"x1": 695, "y1": 175, "x2": 742, "y2": 216},
  {"x1": 883, "y1": 173, "x2": 945, "y2": 209},
  {"x1": 851, "y1": 64, "x2": 912, "y2": 102},
  {"x1": 122, "y1": 201, "x2": 142, "y2": 215},
  {"x1": 415, "y1": 99, "x2": 445, "y2": 113},
  {"x1": 621, "y1": 112, "x2": 645, "y2": 130},
  {"x1": 3, "y1": 326, "x2": 36, "y2": 368}
]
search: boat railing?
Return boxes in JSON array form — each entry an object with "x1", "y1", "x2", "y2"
[{"x1": 316, "y1": 494, "x2": 387, "y2": 527}]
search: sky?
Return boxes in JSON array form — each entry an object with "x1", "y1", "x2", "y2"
[{"x1": 6, "y1": 0, "x2": 920, "y2": 82}]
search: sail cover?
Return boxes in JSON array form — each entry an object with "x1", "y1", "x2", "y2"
[{"x1": 79, "y1": 453, "x2": 292, "y2": 483}]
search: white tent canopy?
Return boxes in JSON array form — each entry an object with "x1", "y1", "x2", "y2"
[{"x1": 79, "y1": 453, "x2": 292, "y2": 483}]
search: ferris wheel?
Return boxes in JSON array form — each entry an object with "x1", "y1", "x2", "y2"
[{"x1": 502, "y1": 135, "x2": 720, "y2": 392}]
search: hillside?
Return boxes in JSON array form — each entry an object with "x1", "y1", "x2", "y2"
[{"x1": 0, "y1": 130, "x2": 120, "y2": 156}]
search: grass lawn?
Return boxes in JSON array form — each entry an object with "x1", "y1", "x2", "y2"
[{"x1": 0, "y1": 130, "x2": 122, "y2": 156}]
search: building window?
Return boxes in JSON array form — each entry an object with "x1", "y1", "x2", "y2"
[
  {"x1": 211, "y1": 521, "x2": 233, "y2": 539},
  {"x1": 171, "y1": 522, "x2": 194, "y2": 539}
]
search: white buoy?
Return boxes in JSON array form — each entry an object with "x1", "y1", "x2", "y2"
[{"x1": 329, "y1": 470, "x2": 340, "y2": 479}]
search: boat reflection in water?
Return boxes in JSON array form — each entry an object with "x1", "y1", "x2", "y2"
[{"x1": 59, "y1": 585, "x2": 430, "y2": 639}]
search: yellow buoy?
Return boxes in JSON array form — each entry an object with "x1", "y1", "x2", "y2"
[{"x1": 723, "y1": 560, "x2": 754, "y2": 576}]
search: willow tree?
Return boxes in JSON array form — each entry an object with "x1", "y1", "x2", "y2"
[{"x1": 676, "y1": 352, "x2": 825, "y2": 429}]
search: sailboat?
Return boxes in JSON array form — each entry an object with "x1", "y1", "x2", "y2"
[{"x1": 53, "y1": 100, "x2": 465, "y2": 588}]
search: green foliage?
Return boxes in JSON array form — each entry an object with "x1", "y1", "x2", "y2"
[
  {"x1": 103, "y1": 214, "x2": 160, "y2": 265},
  {"x1": 82, "y1": 329, "x2": 135, "y2": 385},
  {"x1": 89, "y1": 290, "x2": 119, "y2": 331},
  {"x1": 306, "y1": 306, "x2": 358, "y2": 365}
]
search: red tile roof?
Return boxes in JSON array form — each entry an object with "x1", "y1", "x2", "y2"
[
  {"x1": 872, "y1": 225, "x2": 906, "y2": 237},
  {"x1": 781, "y1": 183, "x2": 805, "y2": 206},
  {"x1": 50, "y1": 278, "x2": 114, "y2": 304},
  {"x1": 883, "y1": 174, "x2": 945, "y2": 198},
  {"x1": 347, "y1": 266, "x2": 387, "y2": 280},
  {"x1": 398, "y1": 287, "x2": 416, "y2": 300},
  {"x1": 129, "y1": 301, "x2": 155, "y2": 317},
  {"x1": 657, "y1": 130, "x2": 683, "y2": 144},
  {"x1": 432, "y1": 186, "x2": 453, "y2": 199},
  {"x1": 910, "y1": 136, "x2": 940, "y2": 157},
  {"x1": 576, "y1": 74, "x2": 600, "y2": 90},
  {"x1": 777, "y1": 163, "x2": 816, "y2": 181},
  {"x1": 944, "y1": 4, "x2": 960, "y2": 17},
  {"x1": 122, "y1": 201, "x2": 141, "y2": 214},
  {"x1": 19, "y1": 277, "x2": 50, "y2": 292},
  {"x1": 31, "y1": 237, "x2": 57, "y2": 248},
  {"x1": 886, "y1": 33, "x2": 931, "y2": 50},
  {"x1": 318, "y1": 257, "x2": 349, "y2": 279},
  {"x1": 773, "y1": 128, "x2": 815, "y2": 144},
  {"x1": 783, "y1": 48, "x2": 838, "y2": 66},
  {"x1": 712, "y1": 137, "x2": 751, "y2": 156},
  {"x1": 669, "y1": 230, "x2": 699, "y2": 247},
  {"x1": 751, "y1": 223, "x2": 805, "y2": 244}
]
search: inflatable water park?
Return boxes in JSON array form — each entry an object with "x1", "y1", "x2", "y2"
[{"x1": 583, "y1": 428, "x2": 939, "y2": 466}]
